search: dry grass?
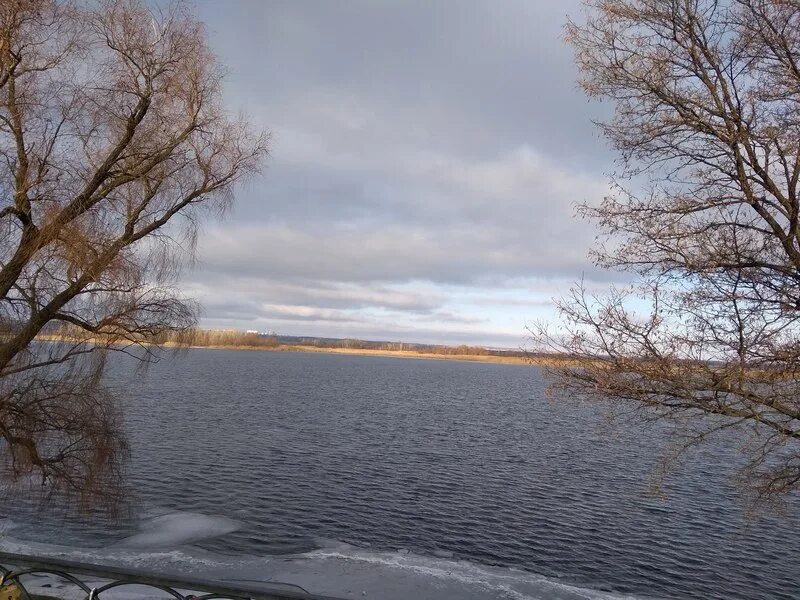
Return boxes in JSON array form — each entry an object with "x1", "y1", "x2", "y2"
[{"x1": 161, "y1": 341, "x2": 569, "y2": 366}]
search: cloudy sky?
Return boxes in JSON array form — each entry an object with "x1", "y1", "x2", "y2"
[{"x1": 184, "y1": 0, "x2": 615, "y2": 348}]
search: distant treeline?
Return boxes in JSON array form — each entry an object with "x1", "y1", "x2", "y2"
[
  {"x1": 34, "y1": 325, "x2": 281, "y2": 349},
  {"x1": 156, "y1": 328, "x2": 281, "y2": 348},
  {"x1": 274, "y1": 335, "x2": 527, "y2": 358},
  {"x1": 163, "y1": 330, "x2": 524, "y2": 357},
  {"x1": 33, "y1": 324, "x2": 528, "y2": 358}
]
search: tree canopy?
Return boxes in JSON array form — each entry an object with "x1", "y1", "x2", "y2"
[
  {"x1": 534, "y1": 0, "x2": 800, "y2": 501},
  {"x1": 0, "y1": 0, "x2": 268, "y2": 508}
]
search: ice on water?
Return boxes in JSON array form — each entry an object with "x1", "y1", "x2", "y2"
[
  {"x1": 0, "y1": 513, "x2": 651, "y2": 600},
  {"x1": 115, "y1": 512, "x2": 242, "y2": 549}
]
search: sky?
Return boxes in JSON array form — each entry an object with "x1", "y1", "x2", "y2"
[{"x1": 184, "y1": 0, "x2": 616, "y2": 348}]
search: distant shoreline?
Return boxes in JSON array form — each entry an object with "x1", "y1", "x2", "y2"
[
  {"x1": 174, "y1": 342, "x2": 537, "y2": 365},
  {"x1": 33, "y1": 334, "x2": 570, "y2": 366}
]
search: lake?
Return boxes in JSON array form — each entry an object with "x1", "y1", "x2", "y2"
[{"x1": 1, "y1": 349, "x2": 798, "y2": 599}]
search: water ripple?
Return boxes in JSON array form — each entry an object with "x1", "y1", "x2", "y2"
[{"x1": 3, "y1": 350, "x2": 799, "y2": 600}]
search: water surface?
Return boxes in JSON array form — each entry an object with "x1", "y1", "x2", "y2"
[{"x1": 2, "y1": 349, "x2": 798, "y2": 599}]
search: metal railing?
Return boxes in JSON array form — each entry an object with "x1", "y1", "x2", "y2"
[{"x1": 0, "y1": 552, "x2": 343, "y2": 600}]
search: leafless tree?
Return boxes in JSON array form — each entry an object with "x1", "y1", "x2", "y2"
[
  {"x1": 0, "y1": 0, "x2": 268, "y2": 508},
  {"x1": 532, "y1": 0, "x2": 800, "y2": 501}
]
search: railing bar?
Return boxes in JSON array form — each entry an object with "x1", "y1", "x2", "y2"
[
  {"x1": 92, "y1": 580, "x2": 186, "y2": 600},
  {"x1": 5, "y1": 568, "x2": 94, "y2": 593},
  {"x1": 0, "y1": 552, "x2": 342, "y2": 600},
  {"x1": 7, "y1": 575, "x2": 33, "y2": 600}
]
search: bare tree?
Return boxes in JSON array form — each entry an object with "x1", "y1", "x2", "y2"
[
  {"x1": 532, "y1": 0, "x2": 800, "y2": 501},
  {"x1": 0, "y1": 0, "x2": 268, "y2": 508}
]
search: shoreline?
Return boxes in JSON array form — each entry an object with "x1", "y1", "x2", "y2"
[
  {"x1": 33, "y1": 335, "x2": 570, "y2": 366},
  {"x1": 174, "y1": 343, "x2": 538, "y2": 365}
]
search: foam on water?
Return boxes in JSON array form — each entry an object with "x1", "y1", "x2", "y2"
[
  {"x1": 296, "y1": 543, "x2": 649, "y2": 600},
  {"x1": 0, "y1": 527, "x2": 653, "y2": 600}
]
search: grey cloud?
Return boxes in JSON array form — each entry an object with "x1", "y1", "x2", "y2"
[
  {"x1": 201, "y1": 0, "x2": 610, "y2": 164},
  {"x1": 177, "y1": 1, "x2": 619, "y2": 343},
  {"x1": 187, "y1": 277, "x2": 443, "y2": 313},
  {"x1": 201, "y1": 141, "x2": 612, "y2": 286},
  {"x1": 200, "y1": 298, "x2": 361, "y2": 325},
  {"x1": 194, "y1": 221, "x2": 596, "y2": 285}
]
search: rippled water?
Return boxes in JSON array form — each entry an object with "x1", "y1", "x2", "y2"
[{"x1": 2, "y1": 349, "x2": 799, "y2": 599}]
